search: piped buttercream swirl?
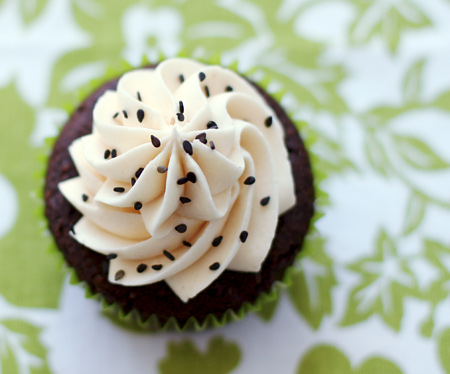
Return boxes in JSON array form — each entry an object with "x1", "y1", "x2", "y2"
[{"x1": 59, "y1": 58, "x2": 296, "y2": 302}]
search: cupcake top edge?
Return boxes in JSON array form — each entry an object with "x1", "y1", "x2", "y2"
[{"x1": 57, "y1": 57, "x2": 296, "y2": 302}]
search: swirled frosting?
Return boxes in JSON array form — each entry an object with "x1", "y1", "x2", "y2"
[{"x1": 59, "y1": 58, "x2": 296, "y2": 302}]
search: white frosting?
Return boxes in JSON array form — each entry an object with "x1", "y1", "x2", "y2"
[{"x1": 59, "y1": 58, "x2": 296, "y2": 302}]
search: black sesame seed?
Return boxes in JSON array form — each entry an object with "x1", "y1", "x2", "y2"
[
  {"x1": 195, "y1": 132, "x2": 207, "y2": 144},
  {"x1": 157, "y1": 166, "x2": 168, "y2": 173},
  {"x1": 106, "y1": 253, "x2": 117, "y2": 260},
  {"x1": 226, "y1": 86, "x2": 233, "y2": 92},
  {"x1": 260, "y1": 196, "x2": 270, "y2": 206},
  {"x1": 122, "y1": 110, "x2": 128, "y2": 119},
  {"x1": 207, "y1": 121, "x2": 218, "y2": 129},
  {"x1": 209, "y1": 262, "x2": 220, "y2": 271},
  {"x1": 210, "y1": 141, "x2": 215, "y2": 150},
  {"x1": 179, "y1": 101, "x2": 184, "y2": 113},
  {"x1": 113, "y1": 187, "x2": 125, "y2": 193},
  {"x1": 212, "y1": 236, "x2": 223, "y2": 247},
  {"x1": 82, "y1": 194, "x2": 88, "y2": 202},
  {"x1": 204, "y1": 85, "x2": 210, "y2": 97},
  {"x1": 137, "y1": 264, "x2": 147, "y2": 273},
  {"x1": 180, "y1": 197, "x2": 191, "y2": 204},
  {"x1": 199, "y1": 72, "x2": 206, "y2": 81},
  {"x1": 183, "y1": 140, "x2": 193, "y2": 155},
  {"x1": 163, "y1": 250, "x2": 175, "y2": 261},
  {"x1": 265, "y1": 116, "x2": 273, "y2": 127},
  {"x1": 175, "y1": 224, "x2": 187, "y2": 233},
  {"x1": 111, "y1": 149, "x2": 117, "y2": 158},
  {"x1": 244, "y1": 176, "x2": 256, "y2": 185},
  {"x1": 69, "y1": 223, "x2": 75, "y2": 235},
  {"x1": 177, "y1": 112, "x2": 185, "y2": 122},
  {"x1": 182, "y1": 240, "x2": 192, "y2": 247},
  {"x1": 135, "y1": 167, "x2": 144, "y2": 178},
  {"x1": 137, "y1": 109, "x2": 145, "y2": 123},
  {"x1": 115, "y1": 270, "x2": 125, "y2": 281},
  {"x1": 137, "y1": 91, "x2": 142, "y2": 101},
  {"x1": 186, "y1": 172, "x2": 197, "y2": 183},
  {"x1": 240, "y1": 231, "x2": 248, "y2": 243},
  {"x1": 104, "y1": 149, "x2": 111, "y2": 159},
  {"x1": 131, "y1": 177, "x2": 136, "y2": 186},
  {"x1": 177, "y1": 177, "x2": 188, "y2": 185},
  {"x1": 134, "y1": 202, "x2": 143, "y2": 210},
  {"x1": 179, "y1": 74, "x2": 185, "y2": 83},
  {"x1": 152, "y1": 264, "x2": 163, "y2": 271},
  {"x1": 113, "y1": 112, "x2": 119, "y2": 118},
  {"x1": 151, "y1": 135, "x2": 161, "y2": 148}
]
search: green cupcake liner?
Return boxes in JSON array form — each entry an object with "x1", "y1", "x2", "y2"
[{"x1": 36, "y1": 51, "x2": 326, "y2": 332}]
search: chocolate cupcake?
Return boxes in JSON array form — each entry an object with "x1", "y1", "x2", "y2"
[{"x1": 44, "y1": 58, "x2": 314, "y2": 330}]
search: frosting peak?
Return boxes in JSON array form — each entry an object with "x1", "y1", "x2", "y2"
[{"x1": 59, "y1": 58, "x2": 296, "y2": 302}]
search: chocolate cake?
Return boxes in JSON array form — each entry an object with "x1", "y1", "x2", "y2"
[{"x1": 44, "y1": 59, "x2": 314, "y2": 327}]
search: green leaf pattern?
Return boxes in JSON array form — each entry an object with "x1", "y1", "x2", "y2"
[
  {"x1": 0, "y1": 319, "x2": 50, "y2": 374},
  {"x1": 158, "y1": 337, "x2": 241, "y2": 374},
  {"x1": 348, "y1": 0, "x2": 431, "y2": 53},
  {"x1": 288, "y1": 234, "x2": 337, "y2": 329},
  {"x1": 19, "y1": 0, "x2": 48, "y2": 25},
  {"x1": 340, "y1": 230, "x2": 417, "y2": 330},
  {"x1": 296, "y1": 345, "x2": 404, "y2": 374},
  {"x1": 402, "y1": 191, "x2": 427, "y2": 235}
]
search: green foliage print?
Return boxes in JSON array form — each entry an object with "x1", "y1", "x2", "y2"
[
  {"x1": 419, "y1": 240, "x2": 450, "y2": 337},
  {"x1": 0, "y1": 84, "x2": 64, "y2": 308},
  {"x1": 355, "y1": 57, "x2": 450, "y2": 338},
  {"x1": 256, "y1": 293, "x2": 279, "y2": 322},
  {"x1": 19, "y1": 0, "x2": 48, "y2": 25},
  {"x1": 438, "y1": 328, "x2": 450, "y2": 374},
  {"x1": 215, "y1": 0, "x2": 348, "y2": 115},
  {"x1": 47, "y1": 0, "x2": 134, "y2": 109},
  {"x1": 296, "y1": 345, "x2": 404, "y2": 374},
  {"x1": 340, "y1": 229, "x2": 417, "y2": 331},
  {"x1": 289, "y1": 233, "x2": 337, "y2": 329},
  {"x1": 0, "y1": 319, "x2": 50, "y2": 374},
  {"x1": 331, "y1": 233, "x2": 450, "y2": 338},
  {"x1": 256, "y1": 230, "x2": 336, "y2": 329},
  {"x1": 348, "y1": 0, "x2": 430, "y2": 54},
  {"x1": 359, "y1": 58, "x2": 450, "y2": 236},
  {"x1": 361, "y1": 58, "x2": 450, "y2": 173},
  {"x1": 57, "y1": 0, "x2": 347, "y2": 116},
  {"x1": 402, "y1": 191, "x2": 427, "y2": 236},
  {"x1": 394, "y1": 135, "x2": 450, "y2": 171},
  {"x1": 432, "y1": 89, "x2": 450, "y2": 112},
  {"x1": 402, "y1": 59, "x2": 426, "y2": 105},
  {"x1": 158, "y1": 336, "x2": 241, "y2": 374}
]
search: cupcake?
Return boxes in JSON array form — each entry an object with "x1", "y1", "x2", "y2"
[{"x1": 44, "y1": 58, "x2": 314, "y2": 330}]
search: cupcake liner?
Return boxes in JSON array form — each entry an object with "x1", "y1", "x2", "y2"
[{"x1": 36, "y1": 52, "x2": 325, "y2": 332}]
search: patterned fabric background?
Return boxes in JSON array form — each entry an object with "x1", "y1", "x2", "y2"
[{"x1": 1, "y1": 0, "x2": 450, "y2": 373}]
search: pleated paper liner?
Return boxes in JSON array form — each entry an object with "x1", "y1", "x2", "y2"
[{"x1": 36, "y1": 51, "x2": 326, "y2": 332}]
